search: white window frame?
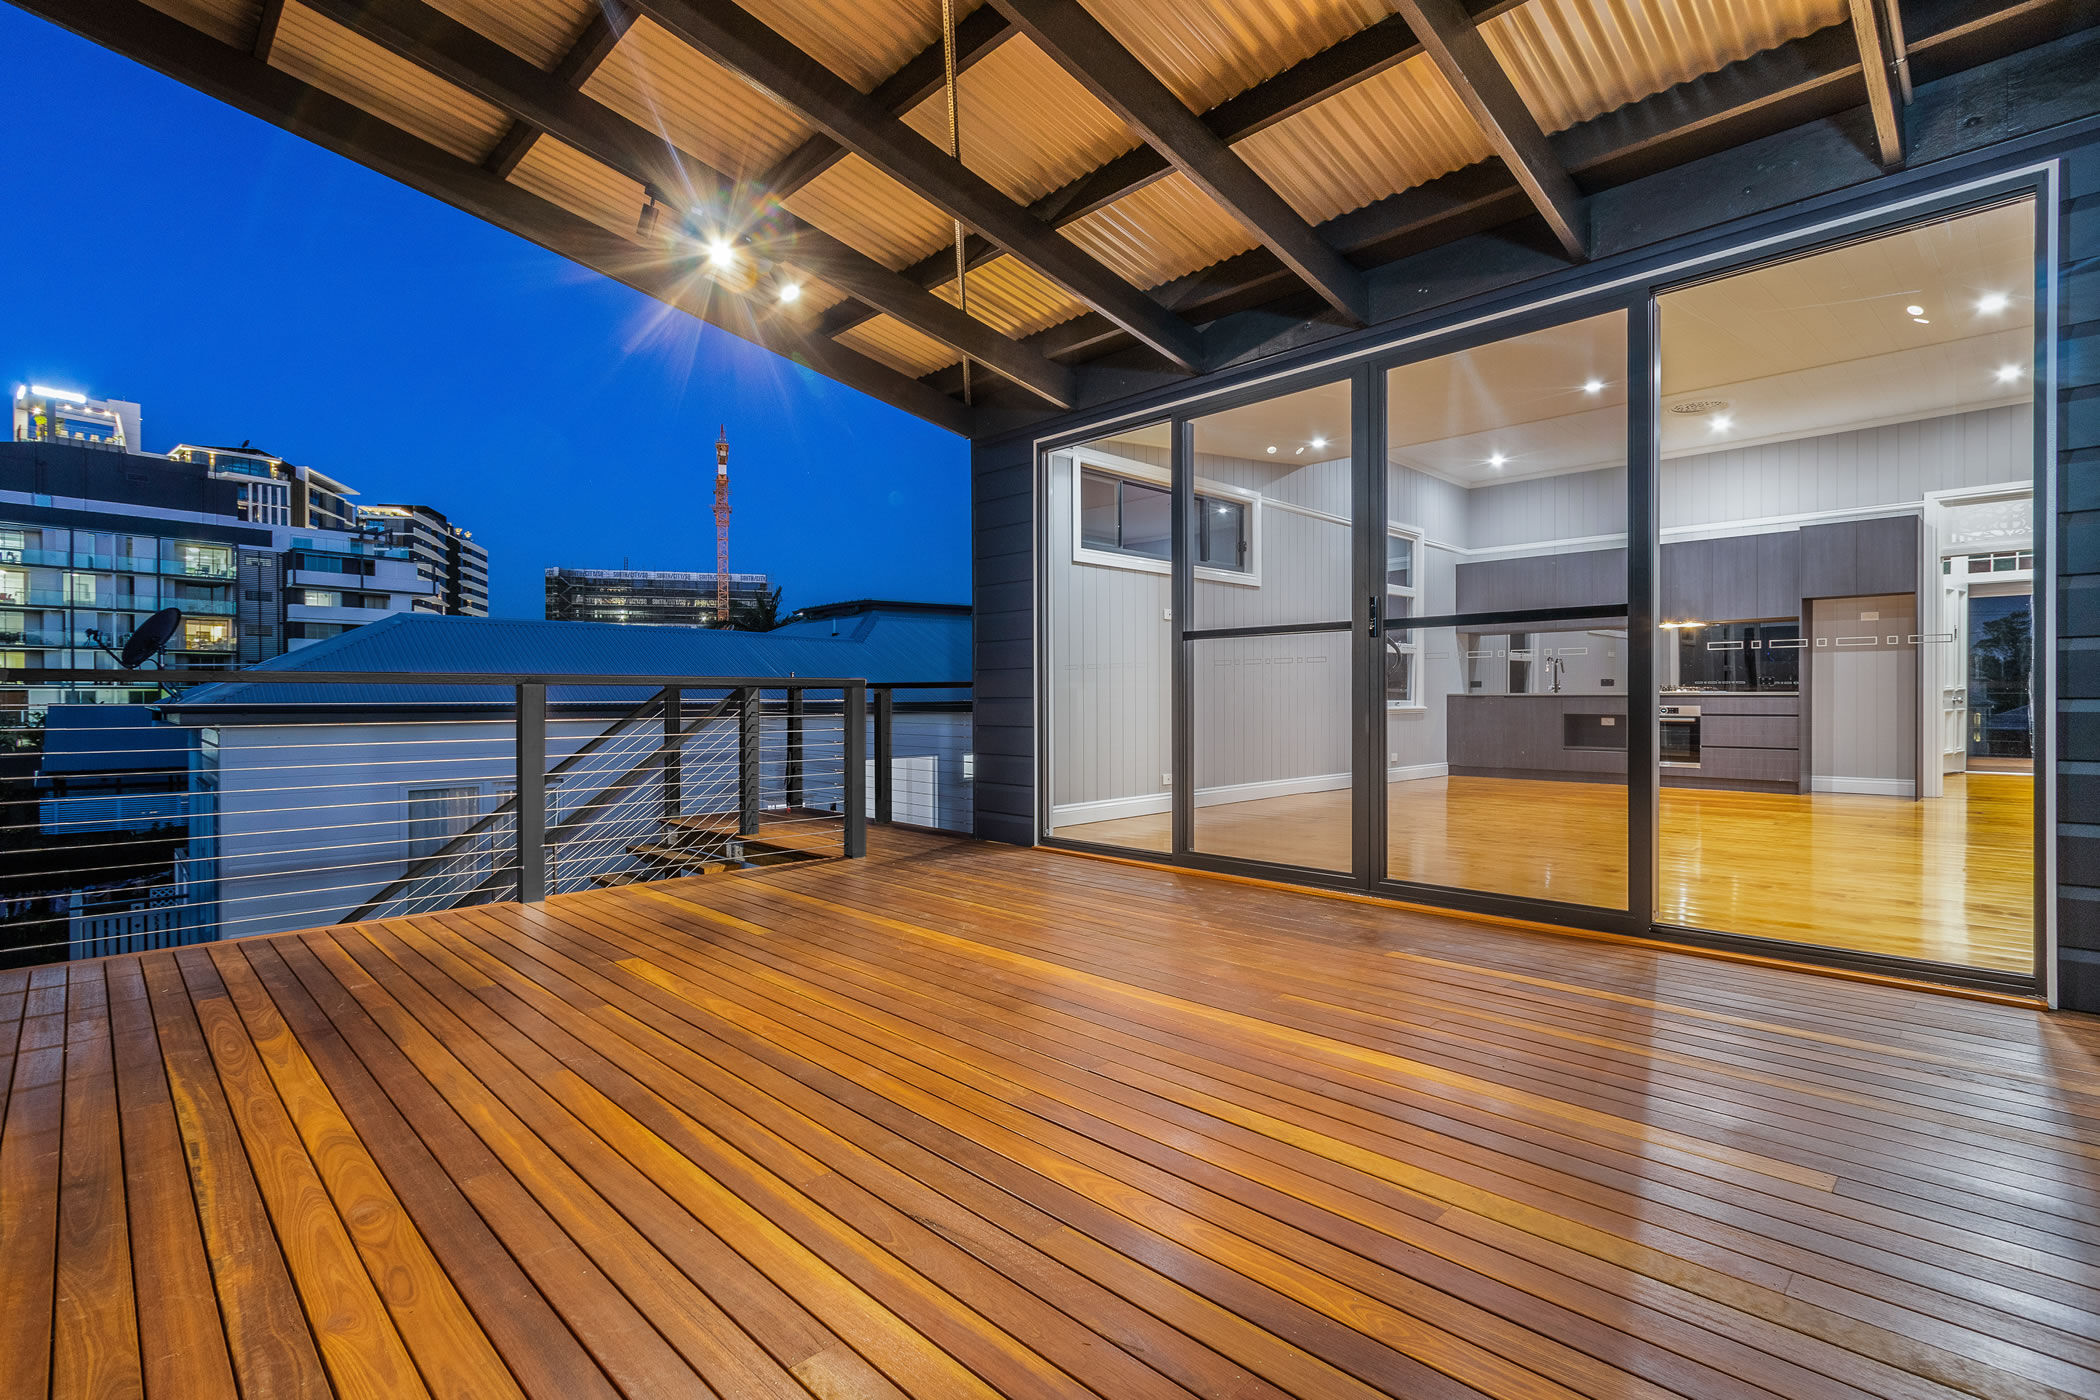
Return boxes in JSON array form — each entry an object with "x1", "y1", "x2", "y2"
[
  {"x1": 403, "y1": 784, "x2": 484, "y2": 862},
  {"x1": 1066, "y1": 446, "x2": 1262, "y2": 587},
  {"x1": 1385, "y1": 525, "x2": 1423, "y2": 711}
]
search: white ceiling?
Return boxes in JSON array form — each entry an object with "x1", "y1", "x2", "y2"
[{"x1": 1080, "y1": 201, "x2": 2035, "y2": 489}]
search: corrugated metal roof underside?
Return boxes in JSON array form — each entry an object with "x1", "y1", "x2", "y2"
[
  {"x1": 835, "y1": 316, "x2": 962, "y2": 380},
  {"x1": 270, "y1": 2, "x2": 511, "y2": 163},
  {"x1": 509, "y1": 134, "x2": 651, "y2": 240},
  {"x1": 784, "y1": 157, "x2": 958, "y2": 272},
  {"x1": 1082, "y1": 0, "x2": 1392, "y2": 113},
  {"x1": 424, "y1": 0, "x2": 596, "y2": 71},
  {"x1": 144, "y1": 0, "x2": 259, "y2": 48},
  {"x1": 1063, "y1": 172, "x2": 1257, "y2": 290},
  {"x1": 899, "y1": 37, "x2": 1141, "y2": 207},
  {"x1": 936, "y1": 256, "x2": 1090, "y2": 340},
  {"x1": 738, "y1": 0, "x2": 986, "y2": 95},
  {"x1": 584, "y1": 16, "x2": 813, "y2": 183},
  {"x1": 1237, "y1": 53, "x2": 1490, "y2": 224},
  {"x1": 1485, "y1": 0, "x2": 1850, "y2": 133}
]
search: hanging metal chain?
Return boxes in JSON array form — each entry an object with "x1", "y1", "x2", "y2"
[{"x1": 941, "y1": 0, "x2": 972, "y2": 404}]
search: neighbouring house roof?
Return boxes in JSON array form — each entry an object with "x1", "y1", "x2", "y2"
[
  {"x1": 165, "y1": 604, "x2": 971, "y2": 716},
  {"x1": 34, "y1": 705, "x2": 196, "y2": 781}
]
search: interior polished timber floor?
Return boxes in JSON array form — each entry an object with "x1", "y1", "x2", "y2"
[
  {"x1": 1063, "y1": 773, "x2": 2036, "y2": 973},
  {"x1": 4, "y1": 828, "x2": 2097, "y2": 1399}
]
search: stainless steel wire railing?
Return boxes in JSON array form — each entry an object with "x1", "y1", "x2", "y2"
[{"x1": 0, "y1": 669, "x2": 927, "y2": 967}]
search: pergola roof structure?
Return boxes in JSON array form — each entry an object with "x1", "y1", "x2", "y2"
[{"x1": 20, "y1": 0, "x2": 2093, "y2": 434}]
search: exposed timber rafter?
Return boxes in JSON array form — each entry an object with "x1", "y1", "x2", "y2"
[
  {"x1": 622, "y1": 0, "x2": 1205, "y2": 370},
  {"x1": 988, "y1": 0, "x2": 1369, "y2": 324},
  {"x1": 13, "y1": 0, "x2": 973, "y2": 433},
  {"x1": 485, "y1": 0, "x2": 634, "y2": 180},
  {"x1": 1848, "y1": 0, "x2": 1907, "y2": 166},
  {"x1": 760, "y1": 4, "x2": 1016, "y2": 200},
  {"x1": 252, "y1": 0, "x2": 285, "y2": 61},
  {"x1": 931, "y1": 0, "x2": 2067, "y2": 388},
  {"x1": 1385, "y1": 0, "x2": 1588, "y2": 260},
  {"x1": 296, "y1": 0, "x2": 1075, "y2": 407},
  {"x1": 824, "y1": 0, "x2": 1524, "y2": 343}
]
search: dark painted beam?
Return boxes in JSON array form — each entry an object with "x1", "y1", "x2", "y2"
[
  {"x1": 760, "y1": 4, "x2": 1016, "y2": 200},
  {"x1": 824, "y1": 0, "x2": 1522, "y2": 342},
  {"x1": 625, "y1": 0, "x2": 1204, "y2": 370},
  {"x1": 252, "y1": 0, "x2": 285, "y2": 61},
  {"x1": 988, "y1": 0, "x2": 1368, "y2": 323},
  {"x1": 1848, "y1": 0, "x2": 1906, "y2": 165},
  {"x1": 297, "y1": 0, "x2": 1074, "y2": 405},
  {"x1": 1387, "y1": 0, "x2": 1587, "y2": 259},
  {"x1": 486, "y1": 1, "x2": 634, "y2": 180},
  {"x1": 928, "y1": 0, "x2": 2066, "y2": 382},
  {"x1": 9, "y1": 0, "x2": 972, "y2": 433}
]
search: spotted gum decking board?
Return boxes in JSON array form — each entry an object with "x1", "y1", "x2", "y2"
[{"x1": 2, "y1": 826, "x2": 2097, "y2": 1399}]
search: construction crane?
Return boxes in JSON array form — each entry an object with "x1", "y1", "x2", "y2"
[{"x1": 713, "y1": 425, "x2": 731, "y2": 626}]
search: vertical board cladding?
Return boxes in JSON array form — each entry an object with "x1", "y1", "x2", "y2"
[
  {"x1": 2060, "y1": 140, "x2": 2100, "y2": 1010},
  {"x1": 973, "y1": 435, "x2": 1036, "y2": 844}
]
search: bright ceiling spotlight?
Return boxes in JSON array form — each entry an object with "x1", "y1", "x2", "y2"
[
  {"x1": 1265, "y1": 445, "x2": 1278, "y2": 454},
  {"x1": 1905, "y1": 304, "x2": 1925, "y2": 316},
  {"x1": 1487, "y1": 452, "x2": 1507, "y2": 468},
  {"x1": 1978, "y1": 291, "x2": 2011, "y2": 314},
  {"x1": 706, "y1": 238, "x2": 735, "y2": 268},
  {"x1": 1582, "y1": 379, "x2": 1604, "y2": 394},
  {"x1": 1995, "y1": 363, "x2": 2024, "y2": 384},
  {"x1": 1710, "y1": 414, "x2": 1733, "y2": 432},
  {"x1": 777, "y1": 282, "x2": 802, "y2": 303},
  {"x1": 1310, "y1": 436, "x2": 1327, "y2": 449}
]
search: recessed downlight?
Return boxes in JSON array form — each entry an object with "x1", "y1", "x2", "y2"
[
  {"x1": 1710, "y1": 414, "x2": 1734, "y2": 432},
  {"x1": 1487, "y1": 452, "x2": 1507, "y2": 468},
  {"x1": 1265, "y1": 445, "x2": 1278, "y2": 454},
  {"x1": 1978, "y1": 291, "x2": 2011, "y2": 314},
  {"x1": 706, "y1": 238, "x2": 735, "y2": 267},
  {"x1": 777, "y1": 282, "x2": 802, "y2": 303},
  {"x1": 1996, "y1": 363, "x2": 2024, "y2": 384},
  {"x1": 1310, "y1": 436, "x2": 1328, "y2": 449},
  {"x1": 1905, "y1": 304, "x2": 1925, "y2": 316},
  {"x1": 1582, "y1": 379, "x2": 1604, "y2": 394}
]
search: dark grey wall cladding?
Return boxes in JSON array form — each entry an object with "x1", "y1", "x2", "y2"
[
  {"x1": 969, "y1": 111, "x2": 2100, "y2": 1009},
  {"x1": 2058, "y1": 142, "x2": 2100, "y2": 1012},
  {"x1": 972, "y1": 434, "x2": 1036, "y2": 845}
]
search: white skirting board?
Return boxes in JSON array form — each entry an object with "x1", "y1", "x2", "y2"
[
  {"x1": 1053, "y1": 765, "x2": 1451, "y2": 827},
  {"x1": 1811, "y1": 776, "x2": 1918, "y2": 797}
]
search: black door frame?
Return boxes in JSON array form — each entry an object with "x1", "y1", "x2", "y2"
[{"x1": 1034, "y1": 161, "x2": 2055, "y2": 999}]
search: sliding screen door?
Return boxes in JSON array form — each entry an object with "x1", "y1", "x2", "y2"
[
  {"x1": 1382, "y1": 313, "x2": 1632, "y2": 910},
  {"x1": 1185, "y1": 379, "x2": 1358, "y2": 874}
]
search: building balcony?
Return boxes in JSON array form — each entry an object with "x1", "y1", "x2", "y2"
[{"x1": 161, "y1": 558, "x2": 238, "y2": 580}]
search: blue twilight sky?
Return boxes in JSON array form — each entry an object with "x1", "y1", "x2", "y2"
[{"x1": 0, "y1": 8, "x2": 969, "y2": 620}]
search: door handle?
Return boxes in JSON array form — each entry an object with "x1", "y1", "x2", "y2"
[{"x1": 1367, "y1": 595, "x2": 1381, "y2": 639}]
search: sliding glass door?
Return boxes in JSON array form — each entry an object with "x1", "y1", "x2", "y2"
[
  {"x1": 1183, "y1": 377, "x2": 1360, "y2": 876},
  {"x1": 1379, "y1": 312, "x2": 1633, "y2": 912},
  {"x1": 1041, "y1": 179, "x2": 2046, "y2": 991}
]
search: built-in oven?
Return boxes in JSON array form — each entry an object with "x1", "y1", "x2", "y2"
[{"x1": 1660, "y1": 705, "x2": 1701, "y2": 768}]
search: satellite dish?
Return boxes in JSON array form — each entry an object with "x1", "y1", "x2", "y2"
[{"x1": 120, "y1": 608, "x2": 184, "y2": 668}]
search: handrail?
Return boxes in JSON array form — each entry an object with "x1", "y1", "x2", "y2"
[
  {"x1": 18, "y1": 667, "x2": 929, "y2": 688},
  {"x1": 343, "y1": 687, "x2": 742, "y2": 920}
]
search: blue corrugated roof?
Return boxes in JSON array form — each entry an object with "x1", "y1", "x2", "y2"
[{"x1": 171, "y1": 605, "x2": 971, "y2": 711}]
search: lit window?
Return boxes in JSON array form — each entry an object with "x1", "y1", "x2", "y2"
[{"x1": 1079, "y1": 466, "x2": 1250, "y2": 572}]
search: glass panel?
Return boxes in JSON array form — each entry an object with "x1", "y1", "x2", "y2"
[
  {"x1": 1383, "y1": 624, "x2": 1629, "y2": 906},
  {"x1": 1189, "y1": 378, "x2": 1352, "y2": 628},
  {"x1": 1656, "y1": 198, "x2": 2035, "y2": 974},
  {"x1": 1385, "y1": 311, "x2": 1629, "y2": 907},
  {"x1": 1190, "y1": 631, "x2": 1352, "y2": 871},
  {"x1": 1046, "y1": 422, "x2": 1173, "y2": 852}
]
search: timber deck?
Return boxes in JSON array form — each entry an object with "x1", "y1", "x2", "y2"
[{"x1": 3, "y1": 826, "x2": 2098, "y2": 1399}]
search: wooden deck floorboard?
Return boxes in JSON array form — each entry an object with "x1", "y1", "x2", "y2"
[{"x1": 3, "y1": 826, "x2": 2099, "y2": 1399}]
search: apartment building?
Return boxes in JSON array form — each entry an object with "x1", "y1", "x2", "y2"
[
  {"x1": 358, "y1": 502, "x2": 489, "y2": 616},
  {"x1": 544, "y1": 566, "x2": 773, "y2": 628}
]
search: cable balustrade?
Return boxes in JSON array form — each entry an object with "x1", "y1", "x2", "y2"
[{"x1": 0, "y1": 667, "x2": 988, "y2": 967}]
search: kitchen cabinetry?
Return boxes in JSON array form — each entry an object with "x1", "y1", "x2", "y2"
[{"x1": 1798, "y1": 516, "x2": 1918, "y2": 598}]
